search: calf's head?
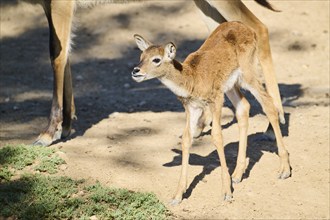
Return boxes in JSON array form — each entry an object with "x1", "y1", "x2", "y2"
[{"x1": 132, "y1": 34, "x2": 177, "y2": 83}]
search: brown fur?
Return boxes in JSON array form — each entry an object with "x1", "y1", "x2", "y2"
[{"x1": 133, "y1": 21, "x2": 291, "y2": 204}]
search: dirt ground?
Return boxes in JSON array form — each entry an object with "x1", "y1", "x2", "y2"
[{"x1": 1, "y1": 1, "x2": 329, "y2": 219}]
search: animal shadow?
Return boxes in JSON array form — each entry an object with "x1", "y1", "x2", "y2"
[{"x1": 163, "y1": 130, "x2": 281, "y2": 200}]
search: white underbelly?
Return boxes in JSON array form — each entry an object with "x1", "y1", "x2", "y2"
[{"x1": 223, "y1": 68, "x2": 242, "y2": 92}]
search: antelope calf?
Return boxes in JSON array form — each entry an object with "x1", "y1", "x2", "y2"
[{"x1": 131, "y1": 21, "x2": 291, "y2": 204}]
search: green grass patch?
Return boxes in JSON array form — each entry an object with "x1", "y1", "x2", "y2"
[
  {"x1": 0, "y1": 145, "x2": 65, "y2": 181},
  {"x1": 0, "y1": 175, "x2": 169, "y2": 219},
  {"x1": 34, "y1": 155, "x2": 65, "y2": 174},
  {"x1": 0, "y1": 166, "x2": 13, "y2": 181},
  {"x1": 0, "y1": 145, "x2": 170, "y2": 219}
]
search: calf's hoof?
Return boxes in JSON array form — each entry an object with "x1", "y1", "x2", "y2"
[
  {"x1": 232, "y1": 177, "x2": 242, "y2": 184},
  {"x1": 169, "y1": 199, "x2": 181, "y2": 206},
  {"x1": 278, "y1": 158, "x2": 291, "y2": 179},
  {"x1": 223, "y1": 193, "x2": 233, "y2": 202},
  {"x1": 278, "y1": 171, "x2": 291, "y2": 179}
]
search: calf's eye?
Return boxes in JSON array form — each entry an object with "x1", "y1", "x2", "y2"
[{"x1": 152, "y1": 58, "x2": 161, "y2": 64}]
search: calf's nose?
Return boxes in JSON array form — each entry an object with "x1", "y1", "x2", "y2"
[{"x1": 132, "y1": 67, "x2": 141, "y2": 76}]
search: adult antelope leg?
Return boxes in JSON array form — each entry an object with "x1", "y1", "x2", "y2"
[
  {"x1": 195, "y1": 0, "x2": 285, "y2": 126},
  {"x1": 34, "y1": 2, "x2": 75, "y2": 146},
  {"x1": 62, "y1": 58, "x2": 76, "y2": 139},
  {"x1": 193, "y1": 0, "x2": 227, "y2": 31}
]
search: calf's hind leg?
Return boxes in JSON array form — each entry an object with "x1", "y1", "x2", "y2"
[
  {"x1": 210, "y1": 96, "x2": 232, "y2": 201},
  {"x1": 208, "y1": 0, "x2": 285, "y2": 124},
  {"x1": 240, "y1": 57, "x2": 291, "y2": 179},
  {"x1": 226, "y1": 86, "x2": 250, "y2": 183},
  {"x1": 245, "y1": 79, "x2": 291, "y2": 179}
]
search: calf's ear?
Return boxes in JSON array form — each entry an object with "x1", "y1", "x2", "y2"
[
  {"x1": 164, "y1": 42, "x2": 176, "y2": 61},
  {"x1": 134, "y1": 34, "x2": 151, "y2": 51}
]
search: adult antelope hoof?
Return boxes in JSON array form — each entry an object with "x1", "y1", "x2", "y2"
[
  {"x1": 32, "y1": 134, "x2": 53, "y2": 147},
  {"x1": 61, "y1": 126, "x2": 72, "y2": 139},
  {"x1": 61, "y1": 115, "x2": 76, "y2": 139},
  {"x1": 32, "y1": 128, "x2": 62, "y2": 147}
]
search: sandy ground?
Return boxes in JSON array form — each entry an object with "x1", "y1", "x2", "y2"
[{"x1": 0, "y1": 1, "x2": 329, "y2": 219}]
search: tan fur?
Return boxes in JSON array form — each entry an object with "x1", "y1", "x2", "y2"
[
  {"x1": 132, "y1": 21, "x2": 291, "y2": 204},
  {"x1": 23, "y1": 0, "x2": 284, "y2": 148}
]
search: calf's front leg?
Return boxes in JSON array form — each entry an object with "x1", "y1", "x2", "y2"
[{"x1": 171, "y1": 104, "x2": 203, "y2": 205}]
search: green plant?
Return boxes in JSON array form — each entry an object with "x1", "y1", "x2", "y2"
[
  {"x1": 0, "y1": 175, "x2": 169, "y2": 219},
  {"x1": 0, "y1": 145, "x2": 65, "y2": 181}
]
